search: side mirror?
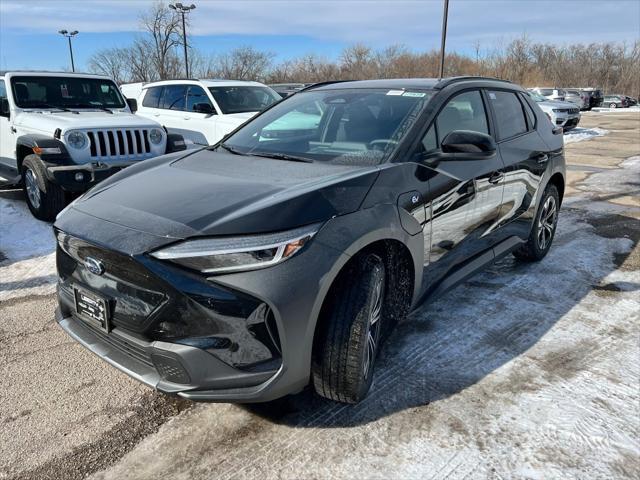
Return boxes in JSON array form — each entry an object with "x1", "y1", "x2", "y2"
[
  {"x1": 0, "y1": 98, "x2": 9, "y2": 118},
  {"x1": 193, "y1": 103, "x2": 214, "y2": 115},
  {"x1": 126, "y1": 98, "x2": 138, "y2": 113},
  {"x1": 440, "y1": 130, "x2": 496, "y2": 159}
]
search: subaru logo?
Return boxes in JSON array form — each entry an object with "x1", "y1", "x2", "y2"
[{"x1": 84, "y1": 257, "x2": 105, "y2": 276}]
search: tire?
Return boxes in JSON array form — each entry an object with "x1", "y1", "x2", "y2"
[
  {"x1": 513, "y1": 184, "x2": 560, "y2": 262},
  {"x1": 610, "y1": 103, "x2": 617, "y2": 108},
  {"x1": 312, "y1": 253, "x2": 386, "y2": 404},
  {"x1": 22, "y1": 154, "x2": 66, "y2": 222}
]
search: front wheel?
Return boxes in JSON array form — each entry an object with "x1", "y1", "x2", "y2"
[
  {"x1": 22, "y1": 154, "x2": 66, "y2": 222},
  {"x1": 312, "y1": 254, "x2": 386, "y2": 404},
  {"x1": 610, "y1": 103, "x2": 617, "y2": 108},
  {"x1": 513, "y1": 184, "x2": 560, "y2": 262}
]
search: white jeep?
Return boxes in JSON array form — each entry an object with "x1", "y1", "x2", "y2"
[{"x1": 0, "y1": 72, "x2": 185, "y2": 221}]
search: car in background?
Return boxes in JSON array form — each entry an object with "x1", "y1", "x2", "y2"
[
  {"x1": 269, "y1": 83, "x2": 308, "y2": 98},
  {"x1": 530, "y1": 87, "x2": 566, "y2": 101},
  {"x1": 623, "y1": 96, "x2": 637, "y2": 106},
  {"x1": 563, "y1": 89, "x2": 590, "y2": 110},
  {"x1": 527, "y1": 91, "x2": 580, "y2": 130},
  {"x1": 581, "y1": 88, "x2": 603, "y2": 109},
  {"x1": 603, "y1": 95, "x2": 629, "y2": 108},
  {"x1": 0, "y1": 71, "x2": 183, "y2": 221},
  {"x1": 131, "y1": 79, "x2": 281, "y2": 146}
]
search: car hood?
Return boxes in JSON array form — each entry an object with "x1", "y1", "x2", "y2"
[
  {"x1": 13, "y1": 110, "x2": 161, "y2": 135},
  {"x1": 538, "y1": 100, "x2": 579, "y2": 109},
  {"x1": 62, "y1": 148, "x2": 380, "y2": 240}
]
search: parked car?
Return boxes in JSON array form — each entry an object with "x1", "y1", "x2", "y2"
[
  {"x1": 581, "y1": 88, "x2": 603, "y2": 109},
  {"x1": 131, "y1": 79, "x2": 281, "y2": 147},
  {"x1": 623, "y1": 95, "x2": 637, "y2": 106},
  {"x1": 527, "y1": 91, "x2": 581, "y2": 130},
  {"x1": 563, "y1": 89, "x2": 590, "y2": 110},
  {"x1": 119, "y1": 82, "x2": 146, "y2": 101},
  {"x1": 0, "y1": 71, "x2": 185, "y2": 221},
  {"x1": 603, "y1": 95, "x2": 629, "y2": 108},
  {"x1": 530, "y1": 87, "x2": 566, "y2": 101},
  {"x1": 268, "y1": 83, "x2": 308, "y2": 98},
  {"x1": 55, "y1": 76, "x2": 565, "y2": 404}
]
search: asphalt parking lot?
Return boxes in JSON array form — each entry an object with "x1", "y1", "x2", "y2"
[{"x1": 1, "y1": 111, "x2": 639, "y2": 480}]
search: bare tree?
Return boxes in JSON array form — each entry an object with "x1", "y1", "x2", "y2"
[{"x1": 207, "y1": 46, "x2": 274, "y2": 81}]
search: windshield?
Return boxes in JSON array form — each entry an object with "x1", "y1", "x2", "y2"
[
  {"x1": 222, "y1": 88, "x2": 433, "y2": 166},
  {"x1": 208, "y1": 86, "x2": 280, "y2": 114},
  {"x1": 10, "y1": 76, "x2": 125, "y2": 109}
]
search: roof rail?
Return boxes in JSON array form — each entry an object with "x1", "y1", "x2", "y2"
[
  {"x1": 299, "y1": 80, "x2": 354, "y2": 92},
  {"x1": 435, "y1": 76, "x2": 513, "y2": 88}
]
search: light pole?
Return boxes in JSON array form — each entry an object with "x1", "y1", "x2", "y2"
[
  {"x1": 58, "y1": 30, "x2": 79, "y2": 72},
  {"x1": 169, "y1": 3, "x2": 196, "y2": 78},
  {"x1": 438, "y1": 0, "x2": 449, "y2": 79}
]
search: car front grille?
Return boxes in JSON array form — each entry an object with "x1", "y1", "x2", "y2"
[
  {"x1": 559, "y1": 108, "x2": 579, "y2": 114},
  {"x1": 86, "y1": 129, "x2": 154, "y2": 160}
]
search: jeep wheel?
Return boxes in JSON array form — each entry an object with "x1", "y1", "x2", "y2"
[
  {"x1": 312, "y1": 253, "x2": 386, "y2": 404},
  {"x1": 22, "y1": 154, "x2": 66, "y2": 222},
  {"x1": 513, "y1": 184, "x2": 560, "y2": 262}
]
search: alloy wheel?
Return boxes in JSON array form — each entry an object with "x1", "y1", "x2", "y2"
[
  {"x1": 362, "y1": 269, "x2": 384, "y2": 380},
  {"x1": 537, "y1": 195, "x2": 557, "y2": 251},
  {"x1": 25, "y1": 168, "x2": 41, "y2": 210}
]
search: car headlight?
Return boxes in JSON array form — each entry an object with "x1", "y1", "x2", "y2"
[
  {"x1": 151, "y1": 223, "x2": 321, "y2": 274},
  {"x1": 149, "y1": 128, "x2": 164, "y2": 145},
  {"x1": 66, "y1": 131, "x2": 88, "y2": 149}
]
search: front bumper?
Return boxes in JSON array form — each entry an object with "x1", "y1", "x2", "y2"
[
  {"x1": 55, "y1": 307, "x2": 282, "y2": 401},
  {"x1": 46, "y1": 161, "x2": 135, "y2": 192}
]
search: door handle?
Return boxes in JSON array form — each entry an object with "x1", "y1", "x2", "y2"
[
  {"x1": 533, "y1": 153, "x2": 549, "y2": 164},
  {"x1": 488, "y1": 172, "x2": 504, "y2": 184}
]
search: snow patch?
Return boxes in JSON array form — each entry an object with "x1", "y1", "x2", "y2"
[{"x1": 564, "y1": 127, "x2": 609, "y2": 144}]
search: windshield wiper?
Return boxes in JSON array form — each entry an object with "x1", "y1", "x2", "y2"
[
  {"x1": 70, "y1": 103, "x2": 113, "y2": 113},
  {"x1": 27, "y1": 103, "x2": 73, "y2": 113},
  {"x1": 217, "y1": 143, "x2": 243, "y2": 155},
  {"x1": 247, "y1": 152, "x2": 314, "y2": 163}
]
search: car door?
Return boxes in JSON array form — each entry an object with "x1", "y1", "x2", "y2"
[
  {"x1": 156, "y1": 84, "x2": 188, "y2": 140},
  {"x1": 418, "y1": 89, "x2": 505, "y2": 295},
  {"x1": 0, "y1": 79, "x2": 16, "y2": 179},
  {"x1": 182, "y1": 85, "x2": 216, "y2": 146},
  {"x1": 486, "y1": 89, "x2": 551, "y2": 244}
]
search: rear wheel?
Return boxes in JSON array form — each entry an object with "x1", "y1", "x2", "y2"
[
  {"x1": 513, "y1": 184, "x2": 560, "y2": 262},
  {"x1": 609, "y1": 103, "x2": 617, "y2": 108},
  {"x1": 22, "y1": 154, "x2": 66, "y2": 222},
  {"x1": 312, "y1": 254, "x2": 386, "y2": 404}
]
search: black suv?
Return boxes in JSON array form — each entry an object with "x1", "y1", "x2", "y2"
[{"x1": 55, "y1": 77, "x2": 565, "y2": 404}]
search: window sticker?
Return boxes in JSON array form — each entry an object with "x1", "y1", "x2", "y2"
[
  {"x1": 386, "y1": 90, "x2": 405, "y2": 96},
  {"x1": 489, "y1": 92, "x2": 497, "y2": 100},
  {"x1": 403, "y1": 92, "x2": 426, "y2": 97},
  {"x1": 60, "y1": 84, "x2": 70, "y2": 98}
]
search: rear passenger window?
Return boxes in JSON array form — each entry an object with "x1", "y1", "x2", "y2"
[
  {"x1": 161, "y1": 85, "x2": 186, "y2": 110},
  {"x1": 519, "y1": 94, "x2": 536, "y2": 129},
  {"x1": 488, "y1": 91, "x2": 527, "y2": 140},
  {"x1": 142, "y1": 86, "x2": 162, "y2": 108},
  {"x1": 436, "y1": 90, "x2": 488, "y2": 142}
]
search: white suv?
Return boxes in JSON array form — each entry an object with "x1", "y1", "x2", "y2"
[
  {"x1": 128, "y1": 79, "x2": 281, "y2": 147},
  {"x1": 0, "y1": 72, "x2": 185, "y2": 221}
]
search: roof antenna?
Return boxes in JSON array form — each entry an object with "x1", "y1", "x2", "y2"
[{"x1": 438, "y1": 0, "x2": 450, "y2": 80}]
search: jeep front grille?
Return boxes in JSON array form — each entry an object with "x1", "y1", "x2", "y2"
[{"x1": 87, "y1": 129, "x2": 153, "y2": 160}]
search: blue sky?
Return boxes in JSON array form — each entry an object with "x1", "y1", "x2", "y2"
[{"x1": 1, "y1": 0, "x2": 639, "y2": 71}]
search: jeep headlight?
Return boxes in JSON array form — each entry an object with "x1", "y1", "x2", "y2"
[
  {"x1": 65, "y1": 131, "x2": 88, "y2": 149},
  {"x1": 149, "y1": 128, "x2": 164, "y2": 145},
  {"x1": 151, "y1": 223, "x2": 321, "y2": 275}
]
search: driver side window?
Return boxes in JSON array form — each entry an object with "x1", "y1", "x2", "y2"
[{"x1": 420, "y1": 90, "x2": 489, "y2": 154}]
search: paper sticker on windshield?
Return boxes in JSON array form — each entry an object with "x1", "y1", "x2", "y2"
[
  {"x1": 386, "y1": 90, "x2": 404, "y2": 96},
  {"x1": 60, "y1": 84, "x2": 71, "y2": 98},
  {"x1": 403, "y1": 92, "x2": 426, "y2": 97},
  {"x1": 489, "y1": 92, "x2": 497, "y2": 99}
]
